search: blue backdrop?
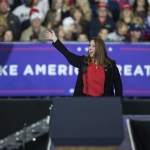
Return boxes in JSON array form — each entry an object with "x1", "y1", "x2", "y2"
[{"x1": 0, "y1": 42, "x2": 149, "y2": 97}]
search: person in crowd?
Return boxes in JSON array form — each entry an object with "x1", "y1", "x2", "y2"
[
  {"x1": 125, "y1": 23, "x2": 143, "y2": 42},
  {"x1": 87, "y1": 2, "x2": 115, "y2": 40},
  {"x1": 3, "y1": 29, "x2": 14, "y2": 42},
  {"x1": 62, "y1": 16, "x2": 76, "y2": 41},
  {"x1": 51, "y1": 0, "x2": 63, "y2": 14},
  {"x1": 143, "y1": 5, "x2": 150, "y2": 41},
  {"x1": 51, "y1": 0, "x2": 72, "y2": 23},
  {"x1": 12, "y1": 0, "x2": 33, "y2": 32},
  {"x1": 32, "y1": 0, "x2": 49, "y2": 23},
  {"x1": 97, "y1": 27, "x2": 109, "y2": 42},
  {"x1": 70, "y1": 6, "x2": 88, "y2": 40},
  {"x1": 107, "y1": 0, "x2": 120, "y2": 23},
  {"x1": 88, "y1": 0, "x2": 99, "y2": 18},
  {"x1": 45, "y1": 30, "x2": 122, "y2": 96},
  {"x1": 0, "y1": 0, "x2": 21, "y2": 41},
  {"x1": 107, "y1": 20, "x2": 128, "y2": 42},
  {"x1": 75, "y1": 0, "x2": 92, "y2": 21},
  {"x1": 0, "y1": 15, "x2": 8, "y2": 41},
  {"x1": 109, "y1": 0, "x2": 129, "y2": 9},
  {"x1": 44, "y1": 9, "x2": 61, "y2": 31},
  {"x1": 51, "y1": 0, "x2": 62, "y2": 10},
  {"x1": 9, "y1": 0, "x2": 23, "y2": 11},
  {"x1": 119, "y1": 3, "x2": 134, "y2": 29},
  {"x1": 132, "y1": 15, "x2": 144, "y2": 27},
  {"x1": 55, "y1": 25, "x2": 66, "y2": 42},
  {"x1": 61, "y1": 0, "x2": 73, "y2": 19},
  {"x1": 20, "y1": 8, "x2": 47, "y2": 41},
  {"x1": 132, "y1": 15, "x2": 144, "y2": 39},
  {"x1": 133, "y1": 0, "x2": 149, "y2": 19},
  {"x1": 77, "y1": 33, "x2": 88, "y2": 42}
]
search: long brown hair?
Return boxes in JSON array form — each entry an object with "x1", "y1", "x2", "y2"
[{"x1": 84, "y1": 36, "x2": 112, "y2": 67}]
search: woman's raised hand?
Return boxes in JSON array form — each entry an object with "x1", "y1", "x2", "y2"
[{"x1": 45, "y1": 30, "x2": 57, "y2": 42}]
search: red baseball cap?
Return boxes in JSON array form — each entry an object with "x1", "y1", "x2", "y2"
[
  {"x1": 97, "y1": 2, "x2": 108, "y2": 9},
  {"x1": 0, "y1": 0, "x2": 8, "y2": 3},
  {"x1": 121, "y1": 3, "x2": 132, "y2": 10}
]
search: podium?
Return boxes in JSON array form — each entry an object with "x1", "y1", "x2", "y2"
[{"x1": 50, "y1": 97, "x2": 124, "y2": 150}]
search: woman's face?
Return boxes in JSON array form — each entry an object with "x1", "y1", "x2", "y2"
[
  {"x1": 74, "y1": 9, "x2": 82, "y2": 20},
  {"x1": 131, "y1": 30, "x2": 141, "y2": 40},
  {"x1": 31, "y1": 18, "x2": 41, "y2": 30},
  {"x1": 119, "y1": 24, "x2": 128, "y2": 35},
  {"x1": 88, "y1": 40, "x2": 96, "y2": 58},
  {"x1": 0, "y1": 2, "x2": 9, "y2": 14},
  {"x1": 98, "y1": 29, "x2": 108, "y2": 40},
  {"x1": 55, "y1": 0, "x2": 63, "y2": 9},
  {"x1": 137, "y1": 0, "x2": 145, "y2": 7},
  {"x1": 98, "y1": 7, "x2": 108, "y2": 18},
  {"x1": 4, "y1": 30, "x2": 13, "y2": 42},
  {"x1": 123, "y1": 9, "x2": 132, "y2": 17}
]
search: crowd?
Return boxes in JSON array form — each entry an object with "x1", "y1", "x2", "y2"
[{"x1": 0, "y1": 0, "x2": 150, "y2": 42}]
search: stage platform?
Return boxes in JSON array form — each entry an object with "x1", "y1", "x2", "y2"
[{"x1": 0, "y1": 97, "x2": 150, "y2": 150}]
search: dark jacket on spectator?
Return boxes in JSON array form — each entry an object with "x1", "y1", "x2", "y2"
[
  {"x1": 7, "y1": 13, "x2": 21, "y2": 41},
  {"x1": 87, "y1": 16, "x2": 115, "y2": 40}
]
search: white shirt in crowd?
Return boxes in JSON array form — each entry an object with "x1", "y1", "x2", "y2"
[{"x1": 12, "y1": 0, "x2": 49, "y2": 23}]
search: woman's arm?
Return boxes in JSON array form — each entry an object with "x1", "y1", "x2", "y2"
[{"x1": 45, "y1": 30, "x2": 84, "y2": 68}]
